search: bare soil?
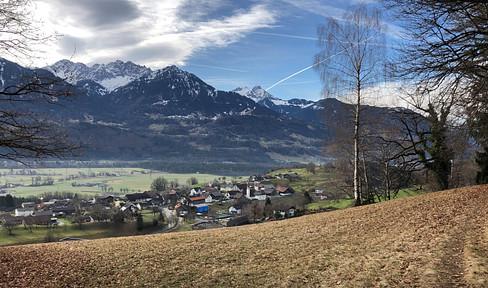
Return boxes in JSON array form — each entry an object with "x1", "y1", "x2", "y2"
[{"x1": 1, "y1": 185, "x2": 488, "y2": 287}]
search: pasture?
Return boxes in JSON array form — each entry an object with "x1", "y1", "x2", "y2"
[{"x1": 0, "y1": 168, "x2": 230, "y2": 198}]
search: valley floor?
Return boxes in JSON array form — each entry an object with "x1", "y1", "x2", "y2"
[{"x1": 1, "y1": 185, "x2": 488, "y2": 287}]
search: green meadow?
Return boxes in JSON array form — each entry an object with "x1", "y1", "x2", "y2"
[{"x1": 0, "y1": 168, "x2": 231, "y2": 198}]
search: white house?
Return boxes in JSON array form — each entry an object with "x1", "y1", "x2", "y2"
[
  {"x1": 15, "y1": 208, "x2": 35, "y2": 217},
  {"x1": 205, "y1": 192, "x2": 224, "y2": 203},
  {"x1": 189, "y1": 188, "x2": 203, "y2": 197},
  {"x1": 228, "y1": 203, "x2": 244, "y2": 215},
  {"x1": 274, "y1": 205, "x2": 296, "y2": 218}
]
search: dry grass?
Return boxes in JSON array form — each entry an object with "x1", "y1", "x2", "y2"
[{"x1": 1, "y1": 185, "x2": 488, "y2": 287}]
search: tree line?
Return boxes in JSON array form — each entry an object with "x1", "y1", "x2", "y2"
[{"x1": 315, "y1": 2, "x2": 488, "y2": 205}]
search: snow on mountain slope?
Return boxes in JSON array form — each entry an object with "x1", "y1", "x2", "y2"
[
  {"x1": 45, "y1": 59, "x2": 152, "y2": 92},
  {"x1": 234, "y1": 86, "x2": 315, "y2": 108},
  {"x1": 234, "y1": 86, "x2": 280, "y2": 103}
]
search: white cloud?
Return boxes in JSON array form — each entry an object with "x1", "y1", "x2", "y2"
[
  {"x1": 30, "y1": 0, "x2": 277, "y2": 68},
  {"x1": 338, "y1": 81, "x2": 411, "y2": 108}
]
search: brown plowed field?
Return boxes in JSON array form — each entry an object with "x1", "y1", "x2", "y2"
[{"x1": 1, "y1": 185, "x2": 488, "y2": 287}]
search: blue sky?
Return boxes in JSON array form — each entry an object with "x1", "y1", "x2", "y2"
[{"x1": 29, "y1": 0, "x2": 390, "y2": 101}]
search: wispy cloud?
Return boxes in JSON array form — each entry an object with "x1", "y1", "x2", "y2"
[
  {"x1": 252, "y1": 31, "x2": 318, "y2": 41},
  {"x1": 187, "y1": 63, "x2": 248, "y2": 73},
  {"x1": 32, "y1": 0, "x2": 277, "y2": 68}
]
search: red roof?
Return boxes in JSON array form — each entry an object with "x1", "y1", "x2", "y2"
[
  {"x1": 276, "y1": 186, "x2": 289, "y2": 193},
  {"x1": 189, "y1": 196, "x2": 206, "y2": 201}
]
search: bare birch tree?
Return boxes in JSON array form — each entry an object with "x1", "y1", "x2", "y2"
[{"x1": 314, "y1": 5, "x2": 386, "y2": 206}]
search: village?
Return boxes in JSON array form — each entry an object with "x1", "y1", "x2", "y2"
[{"x1": 0, "y1": 171, "x2": 314, "y2": 239}]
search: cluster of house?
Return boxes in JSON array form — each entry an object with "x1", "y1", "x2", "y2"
[
  {"x1": 0, "y1": 191, "x2": 153, "y2": 229},
  {"x1": 172, "y1": 175, "x2": 300, "y2": 227},
  {"x1": 0, "y1": 201, "x2": 68, "y2": 228},
  {"x1": 0, "y1": 173, "x2": 303, "y2": 230}
]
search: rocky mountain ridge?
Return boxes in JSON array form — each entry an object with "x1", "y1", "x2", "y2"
[
  {"x1": 0, "y1": 58, "x2": 332, "y2": 163},
  {"x1": 233, "y1": 86, "x2": 324, "y2": 123},
  {"x1": 45, "y1": 59, "x2": 152, "y2": 92}
]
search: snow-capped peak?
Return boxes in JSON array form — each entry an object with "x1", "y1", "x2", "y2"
[
  {"x1": 234, "y1": 85, "x2": 318, "y2": 108},
  {"x1": 233, "y1": 86, "x2": 279, "y2": 103},
  {"x1": 44, "y1": 59, "x2": 152, "y2": 92}
]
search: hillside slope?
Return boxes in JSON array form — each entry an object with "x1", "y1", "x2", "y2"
[{"x1": 1, "y1": 186, "x2": 488, "y2": 287}]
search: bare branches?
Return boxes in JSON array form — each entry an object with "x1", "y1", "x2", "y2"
[
  {"x1": 0, "y1": 109, "x2": 78, "y2": 162},
  {"x1": 386, "y1": 1, "x2": 488, "y2": 98},
  {"x1": 392, "y1": 105, "x2": 458, "y2": 191},
  {"x1": 0, "y1": 1, "x2": 81, "y2": 163},
  {"x1": 0, "y1": 0, "x2": 55, "y2": 62},
  {"x1": 315, "y1": 5, "x2": 387, "y2": 205},
  {"x1": 315, "y1": 5, "x2": 386, "y2": 99},
  {"x1": 381, "y1": 0, "x2": 483, "y2": 190},
  {"x1": 0, "y1": 69, "x2": 73, "y2": 104}
]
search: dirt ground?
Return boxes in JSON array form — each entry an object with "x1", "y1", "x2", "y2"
[{"x1": 1, "y1": 185, "x2": 487, "y2": 287}]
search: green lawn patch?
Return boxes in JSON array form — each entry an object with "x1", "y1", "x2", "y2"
[
  {"x1": 0, "y1": 218, "x2": 162, "y2": 247},
  {"x1": 305, "y1": 198, "x2": 355, "y2": 210},
  {"x1": 0, "y1": 167, "x2": 232, "y2": 198}
]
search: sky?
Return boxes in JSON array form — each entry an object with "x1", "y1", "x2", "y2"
[{"x1": 26, "y1": 0, "x2": 396, "y2": 102}]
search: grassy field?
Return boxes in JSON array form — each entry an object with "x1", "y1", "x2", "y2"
[
  {"x1": 304, "y1": 188, "x2": 424, "y2": 211},
  {"x1": 266, "y1": 166, "x2": 343, "y2": 194},
  {"x1": 304, "y1": 198, "x2": 355, "y2": 210},
  {"x1": 0, "y1": 218, "x2": 163, "y2": 247},
  {"x1": 1, "y1": 185, "x2": 487, "y2": 287},
  {"x1": 0, "y1": 168, "x2": 230, "y2": 198},
  {"x1": 265, "y1": 167, "x2": 424, "y2": 211}
]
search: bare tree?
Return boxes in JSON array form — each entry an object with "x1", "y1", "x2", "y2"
[
  {"x1": 263, "y1": 197, "x2": 273, "y2": 219},
  {"x1": 2, "y1": 220, "x2": 17, "y2": 236},
  {"x1": 315, "y1": 5, "x2": 386, "y2": 206},
  {"x1": 365, "y1": 122, "x2": 421, "y2": 201},
  {"x1": 0, "y1": 1, "x2": 79, "y2": 162},
  {"x1": 90, "y1": 204, "x2": 110, "y2": 222},
  {"x1": 393, "y1": 94, "x2": 459, "y2": 191},
  {"x1": 151, "y1": 176, "x2": 168, "y2": 192},
  {"x1": 243, "y1": 201, "x2": 263, "y2": 223},
  {"x1": 73, "y1": 205, "x2": 85, "y2": 229},
  {"x1": 384, "y1": 1, "x2": 488, "y2": 186},
  {"x1": 0, "y1": 0, "x2": 55, "y2": 62}
]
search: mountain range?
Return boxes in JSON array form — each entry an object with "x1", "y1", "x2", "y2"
[
  {"x1": 234, "y1": 86, "x2": 321, "y2": 122},
  {"x1": 0, "y1": 58, "x2": 395, "y2": 164}
]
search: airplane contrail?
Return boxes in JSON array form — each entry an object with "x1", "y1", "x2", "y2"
[
  {"x1": 265, "y1": 49, "x2": 346, "y2": 91},
  {"x1": 266, "y1": 35, "x2": 381, "y2": 91}
]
